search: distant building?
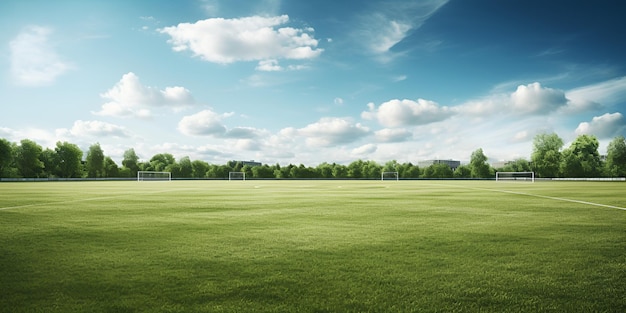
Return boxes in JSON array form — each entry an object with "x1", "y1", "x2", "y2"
[
  {"x1": 418, "y1": 159, "x2": 460, "y2": 171},
  {"x1": 241, "y1": 160, "x2": 262, "y2": 167}
]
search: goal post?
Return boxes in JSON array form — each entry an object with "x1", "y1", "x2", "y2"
[
  {"x1": 381, "y1": 171, "x2": 399, "y2": 181},
  {"x1": 228, "y1": 171, "x2": 246, "y2": 181},
  {"x1": 137, "y1": 171, "x2": 171, "y2": 182},
  {"x1": 495, "y1": 171, "x2": 534, "y2": 182}
]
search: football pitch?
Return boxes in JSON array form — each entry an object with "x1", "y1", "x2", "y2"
[{"x1": 1, "y1": 180, "x2": 624, "y2": 312}]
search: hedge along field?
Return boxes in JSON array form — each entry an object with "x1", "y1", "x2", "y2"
[{"x1": 0, "y1": 180, "x2": 624, "y2": 312}]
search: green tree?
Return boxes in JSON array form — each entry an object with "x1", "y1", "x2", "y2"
[
  {"x1": 605, "y1": 135, "x2": 626, "y2": 177},
  {"x1": 560, "y1": 134, "x2": 601, "y2": 178},
  {"x1": 0, "y1": 138, "x2": 13, "y2": 177},
  {"x1": 150, "y1": 153, "x2": 175, "y2": 172},
  {"x1": 469, "y1": 148, "x2": 490, "y2": 178},
  {"x1": 177, "y1": 156, "x2": 193, "y2": 178},
  {"x1": 347, "y1": 160, "x2": 364, "y2": 178},
  {"x1": 531, "y1": 132, "x2": 563, "y2": 177},
  {"x1": 362, "y1": 160, "x2": 381, "y2": 179},
  {"x1": 191, "y1": 160, "x2": 209, "y2": 178},
  {"x1": 103, "y1": 156, "x2": 119, "y2": 177},
  {"x1": 383, "y1": 160, "x2": 400, "y2": 173},
  {"x1": 423, "y1": 163, "x2": 453, "y2": 178},
  {"x1": 15, "y1": 139, "x2": 44, "y2": 178},
  {"x1": 317, "y1": 162, "x2": 334, "y2": 178},
  {"x1": 453, "y1": 165, "x2": 471, "y2": 178},
  {"x1": 402, "y1": 163, "x2": 421, "y2": 178},
  {"x1": 55, "y1": 141, "x2": 83, "y2": 178},
  {"x1": 86, "y1": 143, "x2": 105, "y2": 178},
  {"x1": 331, "y1": 164, "x2": 348, "y2": 178},
  {"x1": 122, "y1": 148, "x2": 140, "y2": 177},
  {"x1": 500, "y1": 158, "x2": 531, "y2": 172},
  {"x1": 40, "y1": 148, "x2": 58, "y2": 178},
  {"x1": 252, "y1": 164, "x2": 274, "y2": 178}
]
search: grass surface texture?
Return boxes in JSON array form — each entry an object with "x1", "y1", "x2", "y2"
[{"x1": 1, "y1": 180, "x2": 625, "y2": 312}]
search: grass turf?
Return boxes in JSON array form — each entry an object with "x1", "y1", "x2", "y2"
[{"x1": 0, "y1": 180, "x2": 624, "y2": 312}]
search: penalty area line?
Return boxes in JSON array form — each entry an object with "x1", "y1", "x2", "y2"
[
  {"x1": 484, "y1": 188, "x2": 626, "y2": 211},
  {"x1": 436, "y1": 183, "x2": 626, "y2": 211}
]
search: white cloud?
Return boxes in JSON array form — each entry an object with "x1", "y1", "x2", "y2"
[
  {"x1": 565, "y1": 76, "x2": 626, "y2": 112},
  {"x1": 393, "y1": 75, "x2": 408, "y2": 82},
  {"x1": 357, "y1": 0, "x2": 449, "y2": 60},
  {"x1": 225, "y1": 127, "x2": 263, "y2": 139},
  {"x1": 93, "y1": 72, "x2": 194, "y2": 118},
  {"x1": 178, "y1": 110, "x2": 265, "y2": 139},
  {"x1": 178, "y1": 109, "x2": 227, "y2": 136},
  {"x1": 159, "y1": 15, "x2": 323, "y2": 64},
  {"x1": 575, "y1": 112, "x2": 626, "y2": 139},
  {"x1": 456, "y1": 94, "x2": 507, "y2": 116},
  {"x1": 362, "y1": 99, "x2": 454, "y2": 127},
  {"x1": 256, "y1": 59, "x2": 283, "y2": 71},
  {"x1": 63, "y1": 120, "x2": 132, "y2": 138},
  {"x1": 352, "y1": 144, "x2": 377, "y2": 156},
  {"x1": 9, "y1": 25, "x2": 71, "y2": 86},
  {"x1": 334, "y1": 97, "x2": 344, "y2": 105},
  {"x1": 375, "y1": 128, "x2": 412, "y2": 143},
  {"x1": 510, "y1": 82, "x2": 567, "y2": 114},
  {"x1": 298, "y1": 117, "x2": 370, "y2": 147},
  {"x1": 456, "y1": 82, "x2": 569, "y2": 117},
  {"x1": 370, "y1": 19, "x2": 412, "y2": 55}
]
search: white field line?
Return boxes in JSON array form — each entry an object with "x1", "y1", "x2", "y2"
[
  {"x1": 439, "y1": 183, "x2": 626, "y2": 211},
  {"x1": 0, "y1": 187, "x2": 200, "y2": 211}
]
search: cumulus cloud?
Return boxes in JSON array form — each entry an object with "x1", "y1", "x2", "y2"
[
  {"x1": 93, "y1": 72, "x2": 194, "y2": 118},
  {"x1": 374, "y1": 128, "x2": 412, "y2": 143},
  {"x1": 510, "y1": 82, "x2": 567, "y2": 114},
  {"x1": 178, "y1": 109, "x2": 228, "y2": 136},
  {"x1": 178, "y1": 110, "x2": 265, "y2": 139},
  {"x1": 9, "y1": 25, "x2": 71, "y2": 86},
  {"x1": 298, "y1": 117, "x2": 370, "y2": 147},
  {"x1": 575, "y1": 112, "x2": 626, "y2": 138},
  {"x1": 362, "y1": 99, "x2": 453, "y2": 127},
  {"x1": 159, "y1": 15, "x2": 323, "y2": 64},
  {"x1": 62, "y1": 120, "x2": 132, "y2": 138},
  {"x1": 455, "y1": 82, "x2": 569, "y2": 117}
]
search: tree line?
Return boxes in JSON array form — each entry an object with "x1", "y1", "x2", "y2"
[{"x1": 0, "y1": 133, "x2": 624, "y2": 180}]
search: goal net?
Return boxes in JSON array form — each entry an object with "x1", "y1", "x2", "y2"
[
  {"x1": 137, "y1": 171, "x2": 171, "y2": 182},
  {"x1": 229, "y1": 171, "x2": 246, "y2": 181},
  {"x1": 381, "y1": 171, "x2": 399, "y2": 181},
  {"x1": 495, "y1": 171, "x2": 534, "y2": 182}
]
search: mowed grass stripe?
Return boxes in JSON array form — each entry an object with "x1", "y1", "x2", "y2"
[{"x1": 0, "y1": 181, "x2": 624, "y2": 312}]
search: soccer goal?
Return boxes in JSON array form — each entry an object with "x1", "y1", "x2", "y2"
[
  {"x1": 495, "y1": 171, "x2": 535, "y2": 182},
  {"x1": 137, "y1": 171, "x2": 171, "y2": 182},
  {"x1": 229, "y1": 171, "x2": 246, "y2": 181},
  {"x1": 381, "y1": 171, "x2": 399, "y2": 181}
]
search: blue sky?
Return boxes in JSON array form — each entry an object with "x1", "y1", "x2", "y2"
[{"x1": 1, "y1": 0, "x2": 625, "y2": 166}]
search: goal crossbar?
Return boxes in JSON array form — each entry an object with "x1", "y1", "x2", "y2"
[
  {"x1": 137, "y1": 171, "x2": 171, "y2": 182},
  {"x1": 381, "y1": 171, "x2": 399, "y2": 181},
  {"x1": 229, "y1": 171, "x2": 246, "y2": 181},
  {"x1": 495, "y1": 171, "x2": 534, "y2": 182}
]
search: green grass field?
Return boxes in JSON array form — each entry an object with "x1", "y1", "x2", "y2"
[{"x1": 1, "y1": 180, "x2": 624, "y2": 312}]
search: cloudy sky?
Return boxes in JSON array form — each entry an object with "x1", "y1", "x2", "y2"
[{"x1": 1, "y1": 0, "x2": 625, "y2": 165}]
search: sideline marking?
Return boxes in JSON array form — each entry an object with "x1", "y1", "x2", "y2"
[{"x1": 440, "y1": 183, "x2": 626, "y2": 211}]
